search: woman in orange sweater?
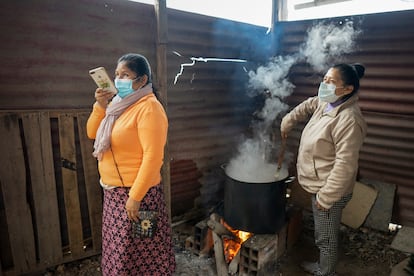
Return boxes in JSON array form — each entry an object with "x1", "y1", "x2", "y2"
[{"x1": 87, "y1": 53, "x2": 175, "y2": 275}]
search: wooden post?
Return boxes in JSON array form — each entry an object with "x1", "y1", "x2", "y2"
[
  {"x1": 271, "y1": 0, "x2": 284, "y2": 55},
  {"x1": 273, "y1": 0, "x2": 288, "y2": 22},
  {"x1": 154, "y1": 0, "x2": 171, "y2": 220}
]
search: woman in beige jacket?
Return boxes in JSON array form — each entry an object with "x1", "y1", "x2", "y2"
[{"x1": 281, "y1": 63, "x2": 367, "y2": 276}]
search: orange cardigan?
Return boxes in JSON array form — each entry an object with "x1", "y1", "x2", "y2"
[{"x1": 86, "y1": 94, "x2": 168, "y2": 201}]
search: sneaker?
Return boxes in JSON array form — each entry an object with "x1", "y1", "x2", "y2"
[{"x1": 300, "y1": 261, "x2": 320, "y2": 275}]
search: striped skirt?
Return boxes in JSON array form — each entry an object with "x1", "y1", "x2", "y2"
[{"x1": 101, "y1": 184, "x2": 176, "y2": 276}]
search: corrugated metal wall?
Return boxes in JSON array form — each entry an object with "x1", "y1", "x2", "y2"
[
  {"x1": 2, "y1": 0, "x2": 413, "y2": 273},
  {"x1": 0, "y1": 0, "x2": 157, "y2": 110},
  {"x1": 0, "y1": 0, "x2": 271, "y2": 219},
  {"x1": 166, "y1": 9, "x2": 273, "y2": 214},
  {"x1": 0, "y1": 1, "x2": 269, "y2": 273},
  {"x1": 0, "y1": 0, "x2": 413, "y2": 226},
  {"x1": 278, "y1": 10, "x2": 414, "y2": 227}
]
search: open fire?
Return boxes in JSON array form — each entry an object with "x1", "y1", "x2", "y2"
[
  {"x1": 204, "y1": 213, "x2": 255, "y2": 274},
  {"x1": 221, "y1": 220, "x2": 253, "y2": 263},
  {"x1": 185, "y1": 212, "x2": 291, "y2": 275}
]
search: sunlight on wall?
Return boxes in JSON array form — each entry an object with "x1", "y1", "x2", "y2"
[
  {"x1": 133, "y1": 0, "x2": 272, "y2": 27},
  {"x1": 132, "y1": 0, "x2": 414, "y2": 24},
  {"x1": 287, "y1": 0, "x2": 414, "y2": 21}
]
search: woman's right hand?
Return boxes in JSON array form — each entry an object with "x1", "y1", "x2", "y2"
[{"x1": 95, "y1": 88, "x2": 115, "y2": 108}]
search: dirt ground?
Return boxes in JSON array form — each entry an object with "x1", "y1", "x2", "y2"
[{"x1": 43, "y1": 210, "x2": 409, "y2": 276}]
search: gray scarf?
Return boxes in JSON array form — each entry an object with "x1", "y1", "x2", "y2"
[{"x1": 92, "y1": 83, "x2": 153, "y2": 160}]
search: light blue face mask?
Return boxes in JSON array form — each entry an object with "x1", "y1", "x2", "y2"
[
  {"x1": 115, "y1": 78, "x2": 136, "y2": 98},
  {"x1": 318, "y1": 82, "x2": 340, "y2": 103}
]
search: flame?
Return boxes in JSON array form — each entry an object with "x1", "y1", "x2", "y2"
[
  {"x1": 222, "y1": 221, "x2": 253, "y2": 263},
  {"x1": 237, "y1": 230, "x2": 253, "y2": 242}
]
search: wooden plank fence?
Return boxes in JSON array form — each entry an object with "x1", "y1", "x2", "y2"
[{"x1": 0, "y1": 111, "x2": 102, "y2": 275}]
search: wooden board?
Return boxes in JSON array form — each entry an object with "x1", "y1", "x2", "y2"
[
  {"x1": 1, "y1": 111, "x2": 103, "y2": 275},
  {"x1": 341, "y1": 181, "x2": 378, "y2": 229},
  {"x1": 58, "y1": 114, "x2": 83, "y2": 257},
  {"x1": 77, "y1": 112, "x2": 102, "y2": 251},
  {"x1": 0, "y1": 114, "x2": 36, "y2": 273},
  {"x1": 21, "y1": 112, "x2": 62, "y2": 265}
]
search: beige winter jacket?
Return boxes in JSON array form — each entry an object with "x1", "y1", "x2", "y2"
[{"x1": 281, "y1": 94, "x2": 367, "y2": 209}]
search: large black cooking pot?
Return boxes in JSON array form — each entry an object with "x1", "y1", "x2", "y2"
[{"x1": 223, "y1": 168, "x2": 293, "y2": 234}]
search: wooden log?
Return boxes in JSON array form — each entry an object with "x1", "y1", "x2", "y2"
[
  {"x1": 193, "y1": 219, "x2": 212, "y2": 256},
  {"x1": 212, "y1": 231, "x2": 228, "y2": 276},
  {"x1": 228, "y1": 250, "x2": 240, "y2": 275},
  {"x1": 210, "y1": 212, "x2": 230, "y2": 274},
  {"x1": 209, "y1": 214, "x2": 231, "y2": 235},
  {"x1": 199, "y1": 228, "x2": 213, "y2": 258},
  {"x1": 207, "y1": 217, "x2": 233, "y2": 237},
  {"x1": 208, "y1": 213, "x2": 241, "y2": 243},
  {"x1": 222, "y1": 235, "x2": 243, "y2": 263}
]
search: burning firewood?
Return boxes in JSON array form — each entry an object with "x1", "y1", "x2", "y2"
[
  {"x1": 209, "y1": 213, "x2": 235, "y2": 275},
  {"x1": 222, "y1": 235, "x2": 242, "y2": 263},
  {"x1": 228, "y1": 250, "x2": 240, "y2": 275},
  {"x1": 212, "y1": 230, "x2": 229, "y2": 275},
  {"x1": 207, "y1": 213, "x2": 254, "y2": 275},
  {"x1": 207, "y1": 213, "x2": 241, "y2": 242}
]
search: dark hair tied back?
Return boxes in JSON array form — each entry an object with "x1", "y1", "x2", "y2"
[
  {"x1": 352, "y1": 63, "x2": 365, "y2": 79},
  {"x1": 333, "y1": 63, "x2": 365, "y2": 95}
]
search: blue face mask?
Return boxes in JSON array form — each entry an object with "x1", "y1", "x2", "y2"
[
  {"x1": 115, "y1": 78, "x2": 136, "y2": 98},
  {"x1": 318, "y1": 82, "x2": 340, "y2": 103}
]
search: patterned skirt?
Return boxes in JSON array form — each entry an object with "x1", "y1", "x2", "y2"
[{"x1": 101, "y1": 184, "x2": 176, "y2": 276}]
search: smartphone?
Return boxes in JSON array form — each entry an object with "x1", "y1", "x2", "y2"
[{"x1": 89, "y1": 67, "x2": 117, "y2": 94}]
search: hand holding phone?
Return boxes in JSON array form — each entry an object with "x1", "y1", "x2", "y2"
[
  {"x1": 89, "y1": 67, "x2": 117, "y2": 94},
  {"x1": 89, "y1": 67, "x2": 117, "y2": 108}
]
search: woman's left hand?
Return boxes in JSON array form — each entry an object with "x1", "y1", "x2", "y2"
[{"x1": 126, "y1": 197, "x2": 141, "y2": 222}]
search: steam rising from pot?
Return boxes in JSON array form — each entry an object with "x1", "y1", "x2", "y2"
[
  {"x1": 300, "y1": 21, "x2": 362, "y2": 72},
  {"x1": 225, "y1": 20, "x2": 361, "y2": 183}
]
